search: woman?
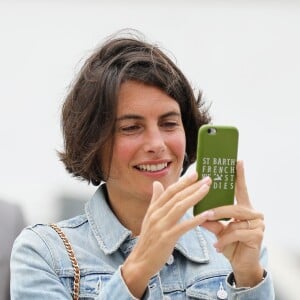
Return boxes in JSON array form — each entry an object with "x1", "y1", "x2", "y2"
[{"x1": 11, "y1": 32, "x2": 274, "y2": 299}]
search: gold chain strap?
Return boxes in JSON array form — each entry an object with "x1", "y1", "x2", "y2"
[{"x1": 50, "y1": 224, "x2": 80, "y2": 300}]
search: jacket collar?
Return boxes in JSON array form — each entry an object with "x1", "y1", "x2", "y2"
[
  {"x1": 85, "y1": 184, "x2": 132, "y2": 255},
  {"x1": 85, "y1": 184, "x2": 209, "y2": 263}
]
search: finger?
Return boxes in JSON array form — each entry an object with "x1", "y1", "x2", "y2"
[
  {"x1": 167, "y1": 209, "x2": 215, "y2": 237},
  {"x1": 162, "y1": 176, "x2": 211, "y2": 212},
  {"x1": 152, "y1": 173, "x2": 211, "y2": 212},
  {"x1": 151, "y1": 181, "x2": 165, "y2": 203},
  {"x1": 162, "y1": 183, "x2": 211, "y2": 227},
  {"x1": 157, "y1": 171, "x2": 199, "y2": 207},
  {"x1": 200, "y1": 220, "x2": 225, "y2": 236},
  {"x1": 214, "y1": 227, "x2": 264, "y2": 252},
  {"x1": 235, "y1": 160, "x2": 252, "y2": 208},
  {"x1": 207, "y1": 205, "x2": 264, "y2": 223},
  {"x1": 224, "y1": 219, "x2": 265, "y2": 234}
]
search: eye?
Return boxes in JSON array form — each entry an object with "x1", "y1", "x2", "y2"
[
  {"x1": 119, "y1": 124, "x2": 142, "y2": 134},
  {"x1": 161, "y1": 121, "x2": 179, "y2": 130}
]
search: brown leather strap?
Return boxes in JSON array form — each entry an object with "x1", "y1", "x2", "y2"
[{"x1": 50, "y1": 224, "x2": 80, "y2": 300}]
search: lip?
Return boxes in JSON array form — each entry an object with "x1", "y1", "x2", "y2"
[{"x1": 133, "y1": 160, "x2": 171, "y2": 178}]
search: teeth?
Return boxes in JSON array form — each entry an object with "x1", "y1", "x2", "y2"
[{"x1": 137, "y1": 163, "x2": 168, "y2": 172}]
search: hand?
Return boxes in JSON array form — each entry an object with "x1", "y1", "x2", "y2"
[
  {"x1": 201, "y1": 160, "x2": 265, "y2": 287},
  {"x1": 122, "y1": 172, "x2": 213, "y2": 298}
]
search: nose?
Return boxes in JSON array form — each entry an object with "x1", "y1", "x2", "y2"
[{"x1": 143, "y1": 127, "x2": 166, "y2": 154}]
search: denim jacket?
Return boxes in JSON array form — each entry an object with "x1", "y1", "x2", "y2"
[{"x1": 11, "y1": 184, "x2": 275, "y2": 299}]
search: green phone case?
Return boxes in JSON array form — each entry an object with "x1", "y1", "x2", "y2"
[{"x1": 193, "y1": 125, "x2": 239, "y2": 216}]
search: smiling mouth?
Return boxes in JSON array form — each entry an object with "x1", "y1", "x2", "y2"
[{"x1": 135, "y1": 162, "x2": 169, "y2": 172}]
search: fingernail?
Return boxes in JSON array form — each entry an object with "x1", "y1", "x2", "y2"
[
  {"x1": 200, "y1": 176, "x2": 211, "y2": 185},
  {"x1": 199, "y1": 210, "x2": 214, "y2": 218},
  {"x1": 213, "y1": 242, "x2": 222, "y2": 252},
  {"x1": 187, "y1": 171, "x2": 198, "y2": 180},
  {"x1": 199, "y1": 183, "x2": 210, "y2": 193}
]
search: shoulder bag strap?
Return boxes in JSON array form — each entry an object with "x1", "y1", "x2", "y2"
[{"x1": 50, "y1": 223, "x2": 80, "y2": 300}]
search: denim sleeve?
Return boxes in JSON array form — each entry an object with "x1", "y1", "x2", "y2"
[
  {"x1": 225, "y1": 245, "x2": 275, "y2": 300},
  {"x1": 11, "y1": 228, "x2": 144, "y2": 300},
  {"x1": 226, "y1": 271, "x2": 275, "y2": 299},
  {"x1": 10, "y1": 228, "x2": 72, "y2": 300},
  {"x1": 95, "y1": 266, "x2": 143, "y2": 300}
]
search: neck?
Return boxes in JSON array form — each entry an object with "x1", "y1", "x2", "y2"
[{"x1": 105, "y1": 186, "x2": 150, "y2": 236}]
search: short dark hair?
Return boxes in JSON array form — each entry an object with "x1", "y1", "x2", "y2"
[{"x1": 59, "y1": 31, "x2": 211, "y2": 185}]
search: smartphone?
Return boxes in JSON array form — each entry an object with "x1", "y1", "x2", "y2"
[{"x1": 193, "y1": 125, "x2": 239, "y2": 216}]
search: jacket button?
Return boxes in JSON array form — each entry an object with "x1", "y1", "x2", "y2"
[
  {"x1": 166, "y1": 254, "x2": 174, "y2": 265},
  {"x1": 217, "y1": 282, "x2": 228, "y2": 299}
]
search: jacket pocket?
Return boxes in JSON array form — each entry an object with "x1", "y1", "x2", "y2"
[
  {"x1": 80, "y1": 272, "x2": 113, "y2": 299},
  {"x1": 61, "y1": 272, "x2": 113, "y2": 299},
  {"x1": 186, "y1": 274, "x2": 228, "y2": 300}
]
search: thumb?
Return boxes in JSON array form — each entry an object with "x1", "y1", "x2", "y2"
[
  {"x1": 235, "y1": 160, "x2": 252, "y2": 208},
  {"x1": 151, "y1": 181, "x2": 165, "y2": 203}
]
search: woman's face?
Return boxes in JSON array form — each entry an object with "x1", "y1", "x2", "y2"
[{"x1": 105, "y1": 80, "x2": 186, "y2": 202}]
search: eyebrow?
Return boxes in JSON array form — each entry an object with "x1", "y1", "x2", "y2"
[{"x1": 116, "y1": 111, "x2": 181, "y2": 122}]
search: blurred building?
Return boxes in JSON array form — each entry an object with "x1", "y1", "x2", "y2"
[{"x1": 0, "y1": 200, "x2": 26, "y2": 300}]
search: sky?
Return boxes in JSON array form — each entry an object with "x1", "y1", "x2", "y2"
[{"x1": 0, "y1": 1, "x2": 299, "y2": 298}]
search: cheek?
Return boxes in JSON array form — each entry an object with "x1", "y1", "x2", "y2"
[
  {"x1": 112, "y1": 138, "x2": 138, "y2": 166},
  {"x1": 169, "y1": 133, "x2": 186, "y2": 159}
]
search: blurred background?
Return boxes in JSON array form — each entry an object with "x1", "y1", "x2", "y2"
[{"x1": 0, "y1": 0, "x2": 299, "y2": 298}]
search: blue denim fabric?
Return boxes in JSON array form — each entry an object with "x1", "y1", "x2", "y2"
[{"x1": 11, "y1": 185, "x2": 275, "y2": 299}]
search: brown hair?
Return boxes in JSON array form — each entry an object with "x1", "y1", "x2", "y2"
[{"x1": 59, "y1": 31, "x2": 211, "y2": 185}]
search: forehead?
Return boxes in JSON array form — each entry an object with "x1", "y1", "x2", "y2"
[{"x1": 117, "y1": 81, "x2": 180, "y2": 115}]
